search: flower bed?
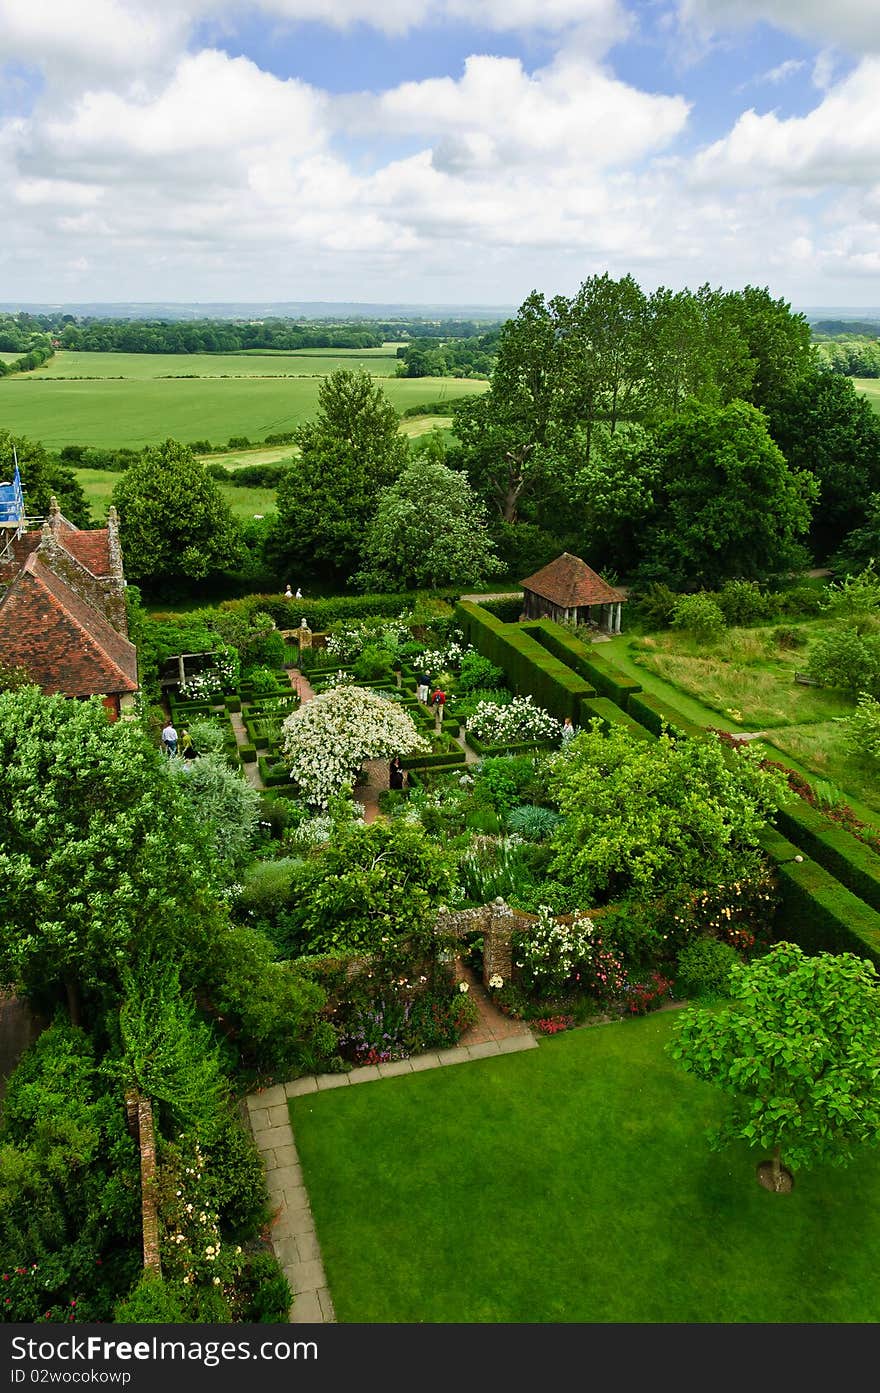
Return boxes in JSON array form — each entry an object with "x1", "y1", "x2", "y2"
[{"x1": 466, "y1": 694, "x2": 561, "y2": 746}]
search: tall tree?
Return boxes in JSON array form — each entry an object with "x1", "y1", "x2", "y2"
[
  {"x1": 112, "y1": 438, "x2": 242, "y2": 590},
  {"x1": 720, "y1": 285, "x2": 815, "y2": 416},
  {"x1": 355, "y1": 457, "x2": 499, "y2": 591},
  {"x1": 640, "y1": 400, "x2": 817, "y2": 588},
  {"x1": 0, "y1": 689, "x2": 227, "y2": 1024},
  {"x1": 767, "y1": 371, "x2": 880, "y2": 561},
  {"x1": 271, "y1": 370, "x2": 408, "y2": 582}
]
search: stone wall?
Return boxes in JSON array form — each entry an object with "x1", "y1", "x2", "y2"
[{"x1": 126, "y1": 1089, "x2": 161, "y2": 1276}]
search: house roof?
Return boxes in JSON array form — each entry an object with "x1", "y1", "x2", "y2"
[
  {"x1": 520, "y1": 552, "x2": 625, "y2": 607},
  {"x1": 0, "y1": 552, "x2": 138, "y2": 696}
]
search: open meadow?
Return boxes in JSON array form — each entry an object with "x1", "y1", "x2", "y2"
[
  {"x1": 0, "y1": 349, "x2": 485, "y2": 449},
  {"x1": 853, "y1": 378, "x2": 880, "y2": 413},
  {"x1": 76, "y1": 468, "x2": 278, "y2": 524}
]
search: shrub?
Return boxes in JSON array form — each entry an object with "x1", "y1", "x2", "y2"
[
  {"x1": 505, "y1": 804, "x2": 563, "y2": 841},
  {"x1": 628, "y1": 581, "x2": 679, "y2": 628},
  {"x1": 114, "y1": 1275, "x2": 190, "y2": 1324},
  {"x1": 232, "y1": 1252, "x2": 291, "y2": 1323},
  {"x1": 838, "y1": 692, "x2": 880, "y2": 763},
  {"x1": 772, "y1": 626, "x2": 807, "y2": 650},
  {"x1": 242, "y1": 665, "x2": 281, "y2": 693},
  {"x1": 458, "y1": 651, "x2": 506, "y2": 693},
  {"x1": 717, "y1": 580, "x2": 778, "y2": 626},
  {"x1": 676, "y1": 937, "x2": 739, "y2": 999},
  {"x1": 672, "y1": 593, "x2": 726, "y2": 641},
  {"x1": 467, "y1": 694, "x2": 560, "y2": 745},
  {"x1": 237, "y1": 858, "x2": 300, "y2": 918},
  {"x1": 777, "y1": 583, "x2": 825, "y2": 618},
  {"x1": 513, "y1": 907, "x2": 627, "y2": 1001},
  {"x1": 353, "y1": 643, "x2": 393, "y2": 681},
  {"x1": 623, "y1": 971, "x2": 673, "y2": 1015},
  {"x1": 808, "y1": 628, "x2": 880, "y2": 696}
]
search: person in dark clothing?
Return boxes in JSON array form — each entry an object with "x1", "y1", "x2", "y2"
[{"x1": 389, "y1": 755, "x2": 406, "y2": 790}]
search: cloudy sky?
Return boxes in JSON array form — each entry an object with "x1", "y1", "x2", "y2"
[{"x1": 1, "y1": 0, "x2": 879, "y2": 307}]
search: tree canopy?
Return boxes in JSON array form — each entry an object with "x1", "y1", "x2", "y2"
[
  {"x1": 271, "y1": 370, "x2": 409, "y2": 583},
  {"x1": 0, "y1": 689, "x2": 227, "y2": 1022},
  {"x1": 355, "y1": 457, "x2": 499, "y2": 591},
  {"x1": 0, "y1": 430, "x2": 90, "y2": 529},
  {"x1": 112, "y1": 438, "x2": 242, "y2": 590},
  {"x1": 669, "y1": 942, "x2": 880, "y2": 1183}
]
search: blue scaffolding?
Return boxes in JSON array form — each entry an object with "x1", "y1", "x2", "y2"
[{"x1": 0, "y1": 464, "x2": 24, "y2": 530}]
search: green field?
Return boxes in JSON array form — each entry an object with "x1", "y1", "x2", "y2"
[
  {"x1": 854, "y1": 378, "x2": 880, "y2": 413},
  {"x1": 76, "y1": 468, "x2": 276, "y2": 523},
  {"x1": 292, "y1": 1011, "x2": 880, "y2": 1322},
  {"x1": 1, "y1": 367, "x2": 484, "y2": 449},
  {"x1": 31, "y1": 348, "x2": 403, "y2": 379}
]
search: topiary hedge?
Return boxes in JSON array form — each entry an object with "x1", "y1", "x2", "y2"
[
  {"x1": 578, "y1": 697, "x2": 654, "y2": 741},
  {"x1": 774, "y1": 856, "x2": 880, "y2": 966},
  {"x1": 455, "y1": 603, "x2": 594, "y2": 722},
  {"x1": 626, "y1": 692, "x2": 707, "y2": 742},
  {"x1": 219, "y1": 589, "x2": 461, "y2": 632},
  {"x1": 775, "y1": 800, "x2": 880, "y2": 913},
  {"x1": 523, "y1": 619, "x2": 641, "y2": 708}
]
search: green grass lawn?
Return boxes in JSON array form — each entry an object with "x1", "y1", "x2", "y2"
[
  {"x1": 0, "y1": 360, "x2": 484, "y2": 449},
  {"x1": 31, "y1": 349, "x2": 402, "y2": 379},
  {"x1": 76, "y1": 468, "x2": 276, "y2": 523},
  {"x1": 854, "y1": 378, "x2": 880, "y2": 414},
  {"x1": 291, "y1": 1011, "x2": 880, "y2": 1322}
]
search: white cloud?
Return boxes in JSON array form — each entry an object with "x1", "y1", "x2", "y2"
[
  {"x1": 370, "y1": 54, "x2": 689, "y2": 171},
  {"x1": 678, "y1": 1, "x2": 880, "y2": 55},
  {"x1": 692, "y1": 58, "x2": 880, "y2": 188}
]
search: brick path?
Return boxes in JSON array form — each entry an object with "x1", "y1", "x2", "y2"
[{"x1": 246, "y1": 977, "x2": 536, "y2": 1323}]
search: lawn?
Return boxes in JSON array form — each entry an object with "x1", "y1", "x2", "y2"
[
  {"x1": 291, "y1": 1011, "x2": 880, "y2": 1322},
  {"x1": 76, "y1": 468, "x2": 276, "y2": 523},
  {"x1": 854, "y1": 378, "x2": 880, "y2": 414},
  {"x1": 0, "y1": 361, "x2": 484, "y2": 449}
]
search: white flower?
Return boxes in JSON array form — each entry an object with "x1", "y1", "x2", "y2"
[
  {"x1": 488, "y1": 974, "x2": 504, "y2": 989},
  {"x1": 458, "y1": 981, "x2": 469, "y2": 993},
  {"x1": 213, "y1": 1277, "x2": 221, "y2": 1286},
  {"x1": 468, "y1": 694, "x2": 561, "y2": 746}
]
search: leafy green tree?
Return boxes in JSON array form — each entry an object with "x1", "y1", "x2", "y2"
[
  {"x1": 571, "y1": 422, "x2": 660, "y2": 572},
  {"x1": 807, "y1": 627, "x2": 880, "y2": 696},
  {"x1": 0, "y1": 689, "x2": 227, "y2": 1024},
  {"x1": 767, "y1": 371, "x2": 880, "y2": 560},
  {"x1": 838, "y1": 692, "x2": 880, "y2": 763},
  {"x1": 640, "y1": 400, "x2": 817, "y2": 588},
  {"x1": 672, "y1": 592, "x2": 726, "y2": 642},
  {"x1": 271, "y1": 370, "x2": 408, "y2": 582},
  {"x1": 834, "y1": 492, "x2": 880, "y2": 575},
  {"x1": 170, "y1": 753, "x2": 260, "y2": 873},
  {"x1": 120, "y1": 961, "x2": 227, "y2": 1142},
  {"x1": 287, "y1": 818, "x2": 455, "y2": 956},
  {"x1": 355, "y1": 457, "x2": 499, "y2": 591},
  {"x1": 0, "y1": 430, "x2": 90, "y2": 528},
  {"x1": 669, "y1": 943, "x2": 880, "y2": 1186},
  {"x1": 719, "y1": 285, "x2": 815, "y2": 417},
  {"x1": 549, "y1": 725, "x2": 789, "y2": 909},
  {"x1": 112, "y1": 439, "x2": 243, "y2": 590}
]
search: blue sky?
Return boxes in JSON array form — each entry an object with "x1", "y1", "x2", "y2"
[{"x1": 0, "y1": 0, "x2": 878, "y2": 306}]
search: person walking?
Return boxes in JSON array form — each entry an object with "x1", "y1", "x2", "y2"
[
  {"x1": 389, "y1": 755, "x2": 406, "y2": 790},
  {"x1": 561, "y1": 716, "x2": 575, "y2": 746},
  {"x1": 417, "y1": 672, "x2": 430, "y2": 704},
  {"x1": 161, "y1": 720, "x2": 178, "y2": 757}
]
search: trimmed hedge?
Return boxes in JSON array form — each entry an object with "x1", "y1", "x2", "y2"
[
  {"x1": 478, "y1": 596, "x2": 524, "y2": 623},
  {"x1": 466, "y1": 735, "x2": 557, "y2": 757},
  {"x1": 774, "y1": 857, "x2": 880, "y2": 967},
  {"x1": 578, "y1": 697, "x2": 654, "y2": 742},
  {"x1": 523, "y1": 620, "x2": 641, "y2": 706},
  {"x1": 626, "y1": 692, "x2": 707, "y2": 742},
  {"x1": 239, "y1": 744, "x2": 257, "y2": 764},
  {"x1": 218, "y1": 589, "x2": 461, "y2": 632},
  {"x1": 225, "y1": 697, "x2": 242, "y2": 713},
  {"x1": 455, "y1": 602, "x2": 594, "y2": 722},
  {"x1": 258, "y1": 756, "x2": 291, "y2": 787},
  {"x1": 775, "y1": 801, "x2": 880, "y2": 913},
  {"x1": 755, "y1": 825, "x2": 802, "y2": 863}
]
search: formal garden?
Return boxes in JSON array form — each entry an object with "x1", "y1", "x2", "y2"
[{"x1": 3, "y1": 565, "x2": 880, "y2": 1324}]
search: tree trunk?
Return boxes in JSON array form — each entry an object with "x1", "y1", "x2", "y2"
[
  {"x1": 65, "y1": 977, "x2": 81, "y2": 1028},
  {"x1": 771, "y1": 1144, "x2": 783, "y2": 1192}
]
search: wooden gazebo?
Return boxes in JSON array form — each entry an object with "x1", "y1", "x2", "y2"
[{"x1": 520, "y1": 552, "x2": 625, "y2": 634}]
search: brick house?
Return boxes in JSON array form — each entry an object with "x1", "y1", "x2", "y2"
[
  {"x1": 0, "y1": 498, "x2": 138, "y2": 719},
  {"x1": 520, "y1": 552, "x2": 625, "y2": 634}
]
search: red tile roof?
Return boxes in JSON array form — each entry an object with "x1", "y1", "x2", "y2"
[
  {"x1": 520, "y1": 552, "x2": 625, "y2": 607},
  {"x1": 58, "y1": 528, "x2": 111, "y2": 575},
  {"x1": 0, "y1": 553, "x2": 137, "y2": 696}
]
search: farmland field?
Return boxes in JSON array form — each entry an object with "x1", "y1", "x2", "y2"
[
  {"x1": 29, "y1": 348, "x2": 403, "y2": 379},
  {"x1": 76, "y1": 468, "x2": 276, "y2": 523},
  {"x1": 854, "y1": 378, "x2": 880, "y2": 413},
  {"x1": 0, "y1": 355, "x2": 484, "y2": 449}
]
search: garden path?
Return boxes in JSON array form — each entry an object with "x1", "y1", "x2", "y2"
[
  {"x1": 451, "y1": 960, "x2": 534, "y2": 1046},
  {"x1": 229, "y1": 709, "x2": 265, "y2": 790}
]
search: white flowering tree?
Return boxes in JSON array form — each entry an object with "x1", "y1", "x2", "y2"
[{"x1": 281, "y1": 685, "x2": 430, "y2": 807}]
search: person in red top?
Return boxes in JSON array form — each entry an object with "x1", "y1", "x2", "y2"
[{"x1": 430, "y1": 686, "x2": 446, "y2": 711}]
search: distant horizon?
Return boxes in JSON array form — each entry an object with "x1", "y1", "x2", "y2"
[{"x1": 3, "y1": 300, "x2": 880, "y2": 320}]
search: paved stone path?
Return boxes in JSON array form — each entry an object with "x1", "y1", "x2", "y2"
[{"x1": 246, "y1": 972, "x2": 536, "y2": 1323}]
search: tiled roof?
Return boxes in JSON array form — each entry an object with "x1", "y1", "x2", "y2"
[
  {"x1": 0, "y1": 553, "x2": 138, "y2": 696},
  {"x1": 520, "y1": 552, "x2": 625, "y2": 607},
  {"x1": 58, "y1": 527, "x2": 111, "y2": 575}
]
